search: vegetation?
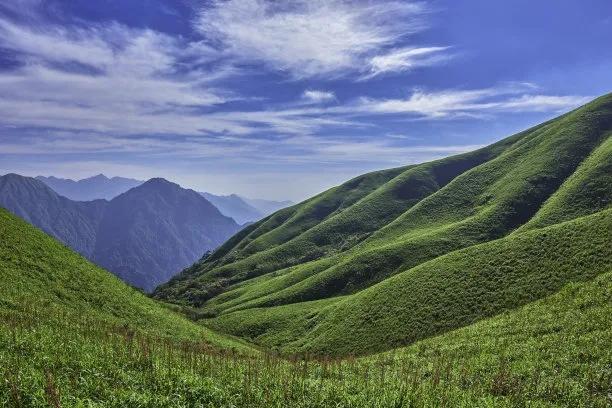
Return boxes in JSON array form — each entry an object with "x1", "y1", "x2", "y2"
[
  {"x1": 155, "y1": 93, "x2": 612, "y2": 355},
  {"x1": 1, "y1": 207, "x2": 609, "y2": 405},
  {"x1": 1, "y1": 95, "x2": 611, "y2": 406}
]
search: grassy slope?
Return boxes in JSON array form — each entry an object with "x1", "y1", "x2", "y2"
[
  {"x1": 155, "y1": 94, "x2": 611, "y2": 356},
  {"x1": 208, "y1": 208, "x2": 611, "y2": 355},
  {"x1": 155, "y1": 128, "x2": 523, "y2": 305},
  {"x1": 2, "y1": 256, "x2": 610, "y2": 406},
  {"x1": 518, "y1": 132, "x2": 612, "y2": 231},
  {"x1": 0, "y1": 208, "x2": 250, "y2": 351}
]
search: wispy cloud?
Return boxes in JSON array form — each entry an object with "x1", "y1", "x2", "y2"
[
  {"x1": 365, "y1": 46, "x2": 451, "y2": 79},
  {"x1": 0, "y1": 18, "x2": 253, "y2": 135},
  {"x1": 352, "y1": 86, "x2": 590, "y2": 118},
  {"x1": 196, "y1": 0, "x2": 431, "y2": 78},
  {"x1": 301, "y1": 90, "x2": 336, "y2": 104}
]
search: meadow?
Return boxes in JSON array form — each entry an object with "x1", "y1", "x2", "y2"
[{"x1": 2, "y1": 270, "x2": 610, "y2": 407}]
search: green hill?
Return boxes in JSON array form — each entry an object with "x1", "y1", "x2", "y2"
[
  {"x1": 0, "y1": 207, "x2": 249, "y2": 351},
  {"x1": 155, "y1": 93, "x2": 612, "y2": 356},
  {"x1": 1, "y1": 207, "x2": 610, "y2": 406}
]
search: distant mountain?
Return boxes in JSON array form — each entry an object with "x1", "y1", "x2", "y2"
[
  {"x1": 93, "y1": 179, "x2": 240, "y2": 291},
  {"x1": 0, "y1": 174, "x2": 240, "y2": 291},
  {"x1": 0, "y1": 174, "x2": 105, "y2": 256},
  {"x1": 241, "y1": 197, "x2": 294, "y2": 216},
  {"x1": 36, "y1": 174, "x2": 290, "y2": 224},
  {"x1": 36, "y1": 174, "x2": 143, "y2": 201},
  {"x1": 200, "y1": 192, "x2": 263, "y2": 225}
]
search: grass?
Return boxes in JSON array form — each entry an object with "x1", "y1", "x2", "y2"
[
  {"x1": 208, "y1": 209, "x2": 612, "y2": 355},
  {"x1": 155, "y1": 93, "x2": 612, "y2": 356},
  {"x1": 2, "y1": 259, "x2": 610, "y2": 406},
  {"x1": 0, "y1": 208, "x2": 251, "y2": 352}
]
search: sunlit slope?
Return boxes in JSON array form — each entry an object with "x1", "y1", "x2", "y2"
[
  {"x1": 209, "y1": 208, "x2": 612, "y2": 355},
  {"x1": 368, "y1": 268, "x2": 612, "y2": 406},
  {"x1": 156, "y1": 93, "x2": 612, "y2": 314},
  {"x1": 155, "y1": 121, "x2": 539, "y2": 305},
  {"x1": 0, "y1": 208, "x2": 249, "y2": 352},
  {"x1": 518, "y1": 132, "x2": 612, "y2": 231}
]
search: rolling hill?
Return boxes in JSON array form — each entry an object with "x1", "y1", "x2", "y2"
[
  {"x1": 0, "y1": 176, "x2": 240, "y2": 291},
  {"x1": 155, "y1": 93, "x2": 612, "y2": 356},
  {"x1": 1, "y1": 205, "x2": 610, "y2": 405}
]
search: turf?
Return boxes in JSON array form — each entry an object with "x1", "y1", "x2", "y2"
[{"x1": 2, "y1": 247, "x2": 610, "y2": 406}]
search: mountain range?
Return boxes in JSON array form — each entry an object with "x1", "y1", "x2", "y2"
[
  {"x1": 0, "y1": 175, "x2": 240, "y2": 291},
  {"x1": 36, "y1": 174, "x2": 292, "y2": 224},
  {"x1": 36, "y1": 174, "x2": 142, "y2": 201},
  {"x1": 155, "y1": 93, "x2": 612, "y2": 356}
]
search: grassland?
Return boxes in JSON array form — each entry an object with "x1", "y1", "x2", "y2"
[
  {"x1": 155, "y1": 93, "x2": 612, "y2": 356},
  {"x1": 1, "y1": 224, "x2": 610, "y2": 405}
]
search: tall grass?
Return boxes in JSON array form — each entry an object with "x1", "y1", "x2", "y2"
[{"x1": 2, "y1": 270, "x2": 610, "y2": 407}]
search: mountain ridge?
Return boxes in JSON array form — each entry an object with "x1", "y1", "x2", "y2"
[
  {"x1": 35, "y1": 173, "x2": 291, "y2": 224},
  {"x1": 0, "y1": 174, "x2": 241, "y2": 291},
  {"x1": 155, "y1": 93, "x2": 612, "y2": 356}
]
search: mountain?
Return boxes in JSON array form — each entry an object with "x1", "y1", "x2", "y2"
[
  {"x1": 0, "y1": 174, "x2": 105, "y2": 256},
  {"x1": 200, "y1": 192, "x2": 264, "y2": 225},
  {"x1": 241, "y1": 196, "x2": 294, "y2": 216},
  {"x1": 0, "y1": 175, "x2": 241, "y2": 291},
  {"x1": 155, "y1": 93, "x2": 612, "y2": 356},
  {"x1": 93, "y1": 178, "x2": 241, "y2": 291},
  {"x1": 36, "y1": 174, "x2": 143, "y2": 201},
  {"x1": 36, "y1": 174, "x2": 288, "y2": 224}
]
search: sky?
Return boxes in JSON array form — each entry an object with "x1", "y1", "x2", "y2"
[{"x1": 0, "y1": 0, "x2": 611, "y2": 201}]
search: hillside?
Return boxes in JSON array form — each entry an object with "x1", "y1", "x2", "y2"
[
  {"x1": 0, "y1": 175, "x2": 241, "y2": 291},
  {"x1": 0, "y1": 207, "x2": 248, "y2": 349},
  {"x1": 0, "y1": 205, "x2": 609, "y2": 405},
  {"x1": 36, "y1": 174, "x2": 143, "y2": 201},
  {"x1": 155, "y1": 93, "x2": 612, "y2": 355}
]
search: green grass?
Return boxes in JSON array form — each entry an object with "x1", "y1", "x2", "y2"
[
  {"x1": 208, "y1": 209, "x2": 611, "y2": 355},
  {"x1": 155, "y1": 93, "x2": 612, "y2": 357},
  {"x1": 0, "y1": 208, "x2": 251, "y2": 352},
  {"x1": 2, "y1": 257, "x2": 610, "y2": 406}
]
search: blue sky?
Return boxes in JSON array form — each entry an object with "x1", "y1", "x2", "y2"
[{"x1": 0, "y1": 0, "x2": 610, "y2": 200}]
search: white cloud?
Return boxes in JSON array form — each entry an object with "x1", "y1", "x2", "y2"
[
  {"x1": 366, "y1": 46, "x2": 451, "y2": 78},
  {"x1": 197, "y1": 0, "x2": 427, "y2": 78},
  {"x1": 301, "y1": 90, "x2": 336, "y2": 104},
  {"x1": 352, "y1": 87, "x2": 590, "y2": 118},
  {"x1": 0, "y1": 19, "x2": 251, "y2": 135},
  {"x1": 0, "y1": 17, "x2": 591, "y2": 147}
]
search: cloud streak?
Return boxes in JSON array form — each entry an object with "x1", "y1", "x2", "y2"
[{"x1": 365, "y1": 46, "x2": 452, "y2": 78}]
